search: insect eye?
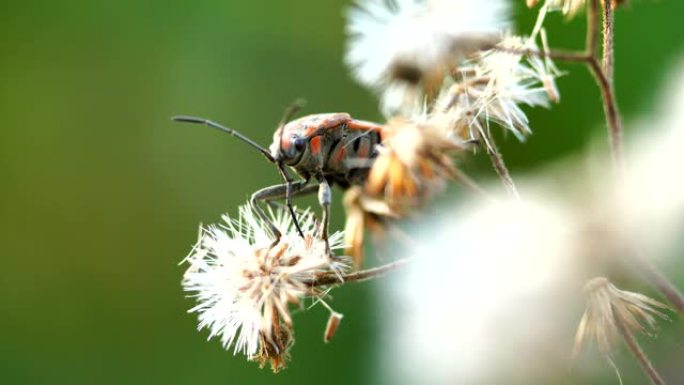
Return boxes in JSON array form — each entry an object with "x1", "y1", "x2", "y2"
[{"x1": 293, "y1": 137, "x2": 307, "y2": 152}]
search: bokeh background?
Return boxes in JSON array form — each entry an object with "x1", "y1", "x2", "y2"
[{"x1": 1, "y1": 1, "x2": 683, "y2": 384}]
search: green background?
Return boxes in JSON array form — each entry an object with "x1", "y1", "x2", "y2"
[{"x1": 1, "y1": 1, "x2": 683, "y2": 384}]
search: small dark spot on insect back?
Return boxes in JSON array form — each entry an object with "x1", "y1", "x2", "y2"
[{"x1": 352, "y1": 137, "x2": 361, "y2": 152}]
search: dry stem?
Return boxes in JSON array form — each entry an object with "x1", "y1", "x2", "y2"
[
  {"x1": 596, "y1": 0, "x2": 623, "y2": 174},
  {"x1": 309, "y1": 258, "x2": 412, "y2": 287},
  {"x1": 602, "y1": 0, "x2": 615, "y2": 81},
  {"x1": 614, "y1": 305, "x2": 666, "y2": 385},
  {"x1": 485, "y1": 0, "x2": 624, "y2": 200},
  {"x1": 502, "y1": 0, "x2": 624, "y2": 173},
  {"x1": 486, "y1": 146, "x2": 520, "y2": 200},
  {"x1": 588, "y1": 56, "x2": 624, "y2": 173}
]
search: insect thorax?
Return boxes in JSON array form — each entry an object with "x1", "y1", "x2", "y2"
[{"x1": 291, "y1": 126, "x2": 380, "y2": 188}]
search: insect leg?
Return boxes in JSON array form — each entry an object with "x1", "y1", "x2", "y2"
[
  {"x1": 263, "y1": 181, "x2": 319, "y2": 224},
  {"x1": 250, "y1": 181, "x2": 317, "y2": 244},
  {"x1": 276, "y1": 165, "x2": 311, "y2": 237},
  {"x1": 315, "y1": 174, "x2": 333, "y2": 256}
]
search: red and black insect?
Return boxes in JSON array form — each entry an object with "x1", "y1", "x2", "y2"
[{"x1": 173, "y1": 104, "x2": 383, "y2": 254}]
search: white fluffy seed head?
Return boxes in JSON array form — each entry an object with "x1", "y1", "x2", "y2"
[
  {"x1": 182, "y1": 204, "x2": 346, "y2": 359},
  {"x1": 435, "y1": 34, "x2": 561, "y2": 143},
  {"x1": 573, "y1": 277, "x2": 669, "y2": 359}
]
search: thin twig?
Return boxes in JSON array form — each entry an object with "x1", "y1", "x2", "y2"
[
  {"x1": 602, "y1": 0, "x2": 615, "y2": 81},
  {"x1": 309, "y1": 258, "x2": 412, "y2": 287},
  {"x1": 487, "y1": 0, "x2": 617, "y2": 199},
  {"x1": 614, "y1": 307, "x2": 666, "y2": 385},
  {"x1": 486, "y1": 148, "x2": 520, "y2": 200},
  {"x1": 481, "y1": 132, "x2": 520, "y2": 200},
  {"x1": 495, "y1": 47, "x2": 590, "y2": 63},
  {"x1": 597, "y1": 0, "x2": 624, "y2": 174},
  {"x1": 514, "y1": 0, "x2": 624, "y2": 174},
  {"x1": 588, "y1": 57, "x2": 624, "y2": 173},
  {"x1": 587, "y1": 0, "x2": 600, "y2": 55}
]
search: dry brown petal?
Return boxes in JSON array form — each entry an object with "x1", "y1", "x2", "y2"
[
  {"x1": 256, "y1": 320, "x2": 293, "y2": 373},
  {"x1": 365, "y1": 118, "x2": 459, "y2": 213},
  {"x1": 324, "y1": 312, "x2": 343, "y2": 343},
  {"x1": 343, "y1": 187, "x2": 396, "y2": 267}
]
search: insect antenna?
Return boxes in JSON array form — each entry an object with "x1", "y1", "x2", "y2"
[
  {"x1": 278, "y1": 98, "x2": 307, "y2": 128},
  {"x1": 171, "y1": 115, "x2": 275, "y2": 162}
]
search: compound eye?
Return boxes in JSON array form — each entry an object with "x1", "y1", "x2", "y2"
[{"x1": 293, "y1": 137, "x2": 307, "y2": 152}]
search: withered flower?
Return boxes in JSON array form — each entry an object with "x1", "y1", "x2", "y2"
[
  {"x1": 435, "y1": 34, "x2": 561, "y2": 145},
  {"x1": 365, "y1": 117, "x2": 462, "y2": 214},
  {"x1": 573, "y1": 277, "x2": 669, "y2": 385},
  {"x1": 182, "y1": 204, "x2": 347, "y2": 372},
  {"x1": 573, "y1": 277, "x2": 668, "y2": 358},
  {"x1": 343, "y1": 186, "x2": 396, "y2": 267}
]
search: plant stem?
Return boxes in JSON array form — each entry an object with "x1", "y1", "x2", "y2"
[
  {"x1": 614, "y1": 307, "x2": 666, "y2": 385},
  {"x1": 497, "y1": 47, "x2": 590, "y2": 63},
  {"x1": 602, "y1": 0, "x2": 615, "y2": 81},
  {"x1": 587, "y1": 0, "x2": 623, "y2": 173},
  {"x1": 309, "y1": 258, "x2": 412, "y2": 286},
  {"x1": 588, "y1": 56, "x2": 624, "y2": 173},
  {"x1": 513, "y1": 0, "x2": 625, "y2": 174},
  {"x1": 598, "y1": 0, "x2": 624, "y2": 174},
  {"x1": 482, "y1": 133, "x2": 520, "y2": 200},
  {"x1": 586, "y1": 0, "x2": 600, "y2": 55}
]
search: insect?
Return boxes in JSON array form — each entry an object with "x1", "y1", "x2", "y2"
[{"x1": 173, "y1": 104, "x2": 383, "y2": 255}]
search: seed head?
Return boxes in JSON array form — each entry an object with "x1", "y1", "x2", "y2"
[
  {"x1": 435, "y1": 34, "x2": 561, "y2": 145},
  {"x1": 573, "y1": 277, "x2": 669, "y2": 359},
  {"x1": 182, "y1": 204, "x2": 347, "y2": 371},
  {"x1": 343, "y1": 186, "x2": 397, "y2": 266},
  {"x1": 365, "y1": 117, "x2": 462, "y2": 213}
]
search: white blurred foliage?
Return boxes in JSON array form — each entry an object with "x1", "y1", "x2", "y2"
[
  {"x1": 381, "y1": 199, "x2": 582, "y2": 385},
  {"x1": 345, "y1": 0, "x2": 510, "y2": 116},
  {"x1": 616, "y1": 63, "x2": 684, "y2": 256},
  {"x1": 380, "y1": 59, "x2": 684, "y2": 384},
  {"x1": 346, "y1": 0, "x2": 510, "y2": 87}
]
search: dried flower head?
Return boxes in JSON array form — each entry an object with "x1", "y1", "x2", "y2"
[
  {"x1": 435, "y1": 34, "x2": 561, "y2": 145},
  {"x1": 343, "y1": 186, "x2": 397, "y2": 266},
  {"x1": 345, "y1": 0, "x2": 510, "y2": 116},
  {"x1": 573, "y1": 277, "x2": 669, "y2": 359},
  {"x1": 365, "y1": 117, "x2": 462, "y2": 213},
  {"x1": 182, "y1": 204, "x2": 346, "y2": 372}
]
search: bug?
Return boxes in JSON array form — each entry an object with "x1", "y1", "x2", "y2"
[{"x1": 172, "y1": 104, "x2": 383, "y2": 255}]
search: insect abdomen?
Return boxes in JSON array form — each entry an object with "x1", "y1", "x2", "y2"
[{"x1": 325, "y1": 129, "x2": 381, "y2": 186}]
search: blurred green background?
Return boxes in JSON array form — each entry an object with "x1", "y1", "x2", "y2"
[{"x1": 1, "y1": 1, "x2": 683, "y2": 384}]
